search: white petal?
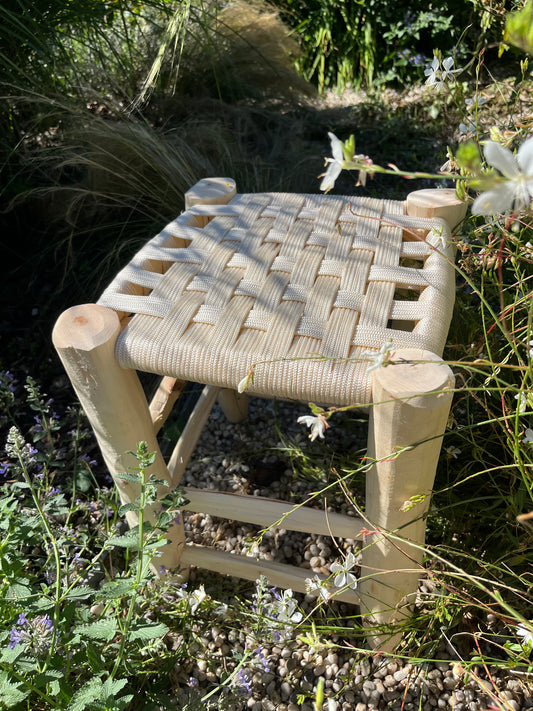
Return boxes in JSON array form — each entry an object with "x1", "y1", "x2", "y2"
[
  {"x1": 328, "y1": 132, "x2": 344, "y2": 163},
  {"x1": 320, "y1": 161, "x2": 342, "y2": 192},
  {"x1": 237, "y1": 376, "x2": 249, "y2": 393},
  {"x1": 442, "y1": 57, "x2": 454, "y2": 71},
  {"x1": 297, "y1": 415, "x2": 316, "y2": 427},
  {"x1": 471, "y1": 183, "x2": 516, "y2": 215},
  {"x1": 517, "y1": 136, "x2": 533, "y2": 175},
  {"x1": 484, "y1": 141, "x2": 519, "y2": 178},
  {"x1": 310, "y1": 420, "x2": 326, "y2": 441}
]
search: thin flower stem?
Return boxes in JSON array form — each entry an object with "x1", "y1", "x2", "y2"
[
  {"x1": 109, "y1": 453, "x2": 155, "y2": 680},
  {"x1": 12, "y1": 439, "x2": 62, "y2": 665}
]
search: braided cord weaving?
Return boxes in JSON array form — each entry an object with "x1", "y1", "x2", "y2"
[{"x1": 98, "y1": 192, "x2": 455, "y2": 406}]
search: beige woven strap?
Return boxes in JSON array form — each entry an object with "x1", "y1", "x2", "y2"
[{"x1": 97, "y1": 192, "x2": 455, "y2": 406}]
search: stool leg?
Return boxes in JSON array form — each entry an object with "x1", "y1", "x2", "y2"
[
  {"x1": 359, "y1": 348, "x2": 454, "y2": 650},
  {"x1": 217, "y1": 389, "x2": 249, "y2": 423},
  {"x1": 52, "y1": 303, "x2": 186, "y2": 577}
]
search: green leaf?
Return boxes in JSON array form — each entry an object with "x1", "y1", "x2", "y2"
[
  {"x1": 101, "y1": 678, "x2": 128, "y2": 699},
  {"x1": 74, "y1": 619, "x2": 118, "y2": 641},
  {"x1": 0, "y1": 645, "x2": 25, "y2": 664},
  {"x1": 94, "y1": 579, "x2": 134, "y2": 601},
  {"x1": 143, "y1": 537, "x2": 170, "y2": 551},
  {"x1": 148, "y1": 476, "x2": 169, "y2": 488},
  {"x1": 64, "y1": 585, "x2": 95, "y2": 601},
  {"x1": 67, "y1": 677, "x2": 103, "y2": 711},
  {"x1": 85, "y1": 642, "x2": 106, "y2": 674},
  {"x1": 157, "y1": 511, "x2": 172, "y2": 528},
  {"x1": 118, "y1": 502, "x2": 140, "y2": 516},
  {"x1": 128, "y1": 621, "x2": 169, "y2": 641},
  {"x1": 113, "y1": 472, "x2": 142, "y2": 484},
  {"x1": 33, "y1": 670, "x2": 64, "y2": 691},
  {"x1": 0, "y1": 672, "x2": 31, "y2": 708},
  {"x1": 5, "y1": 581, "x2": 33, "y2": 600},
  {"x1": 106, "y1": 533, "x2": 140, "y2": 550}
]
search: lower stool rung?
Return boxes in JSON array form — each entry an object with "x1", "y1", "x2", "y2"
[{"x1": 180, "y1": 544, "x2": 360, "y2": 604}]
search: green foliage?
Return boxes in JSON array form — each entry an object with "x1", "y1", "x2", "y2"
[
  {"x1": 272, "y1": 0, "x2": 484, "y2": 90},
  {"x1": 0, "y1": 396, "x2": 187, "y2": 710},
  {"x1": 505, "y1": 0, "x2": 533, "y2": 54}
]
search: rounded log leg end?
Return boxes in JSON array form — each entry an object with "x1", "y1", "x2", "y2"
[
  {"x1": 185, "y1": 178, "x2": 237, "y2": 209},
  {"x1": 52, "y1": 303, "x2": 120, "y2": 351}
]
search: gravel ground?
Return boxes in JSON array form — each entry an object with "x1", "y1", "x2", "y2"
[{"x1": 160, "y1": 395, "x2": 533, "y2": 710}]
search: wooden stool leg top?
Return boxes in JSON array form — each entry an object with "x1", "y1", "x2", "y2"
[{"x1": 406, "y1": 188, "x2": 467, "y2": 230}]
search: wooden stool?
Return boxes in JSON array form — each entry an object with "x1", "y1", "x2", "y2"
[{"x1": 52, "y1": 179, "x2": 466, "y2": 649}]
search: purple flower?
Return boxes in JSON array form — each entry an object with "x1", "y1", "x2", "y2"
[
  {"x1": 7, "y1": 613, "x2": 53, "y2": 656},
  {"x1": 8, "y1": 627, "x2": 24, "y2": 648},
  {"x1": 404, "y1": 10, "x2": 416, "y2": 26},
  {"x1": 236, "y1": 668, "x2": 253, "y2": 695},
  {"x1": 188, "y1": 676, "x2": 198, "y2": 687},
  {"x1": 256, "y1": 646, "x2": 270, "y2": 673},
  {"x1": 0, "y1": 462, "x2": 10, "y2": 478},
  {"x1": 80, "y1": 453, "x2": 97, "y2": 466},
  {"x1": 3, "y1": 371, "x2": 16, "y2": 394},
  {"x1": 50, "y1": 487, "x2": 61, "y2": 495}
]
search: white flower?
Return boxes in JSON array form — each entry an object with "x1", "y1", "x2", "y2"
[
  {"x1": 445, "y1": 446, "x2": 461, "y2": 459},
  {"x1": 465, "y1": 95, "x2": 487, "y2": 110},
  {"x1": 515, "y1": 391, "x2": 528, "y2": 414},
  {"x1": 189, "y1": 585, "x2": 207, "y2": 613},
  {"x1": 320, "y1": 133, "x2": 345, "y2": 192},
  {"x1": 297, "y1": 414, "x2": 329, "y2": 442},
  {"x1": 266, "y1": 588, "x2": 303, "y2": 631},
  {"x1": 441, "y1": 56, "x2": 461, "y2": 82},
  {"x1": 361, "y1": 340, "x2": 393, "y2": 372},
  {"x1": 517, "y1": 622, "x2": 533, "y2": 647},
  {"x1": 529, "y1": 340, "x2": 533, "y2": 359},
  {"x1": 305, "y1": 575, "x2": 332, "y2": 601},
  {"x1": 424, "y1": 56, "x2": 441, "y2": 86},
  {"x1": 330, "y1": 552, "x2": 358, "y2": 590},
  {"x1": 424, "y1": 56, "x2": 460, "y2": 88},
  {"x1": 472, "y1": 137, "x2": 533, "y2": 216},
  {"x1": 428, "y1": 225, "x2": 448, "y2": 250},
  {"x1": 459, "y1": 121, "x2": 477, "y2": 136},
  {"x1": 523, "y1": 428, "x2": 533, "y2": 445}
]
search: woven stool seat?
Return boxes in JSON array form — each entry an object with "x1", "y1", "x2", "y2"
[
  {"x1": 53, "y1": 178, "x2": 466, "y2": 650},
  {"x1": 97, "y1": 186, "x2": 455, "y2": 406}
]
